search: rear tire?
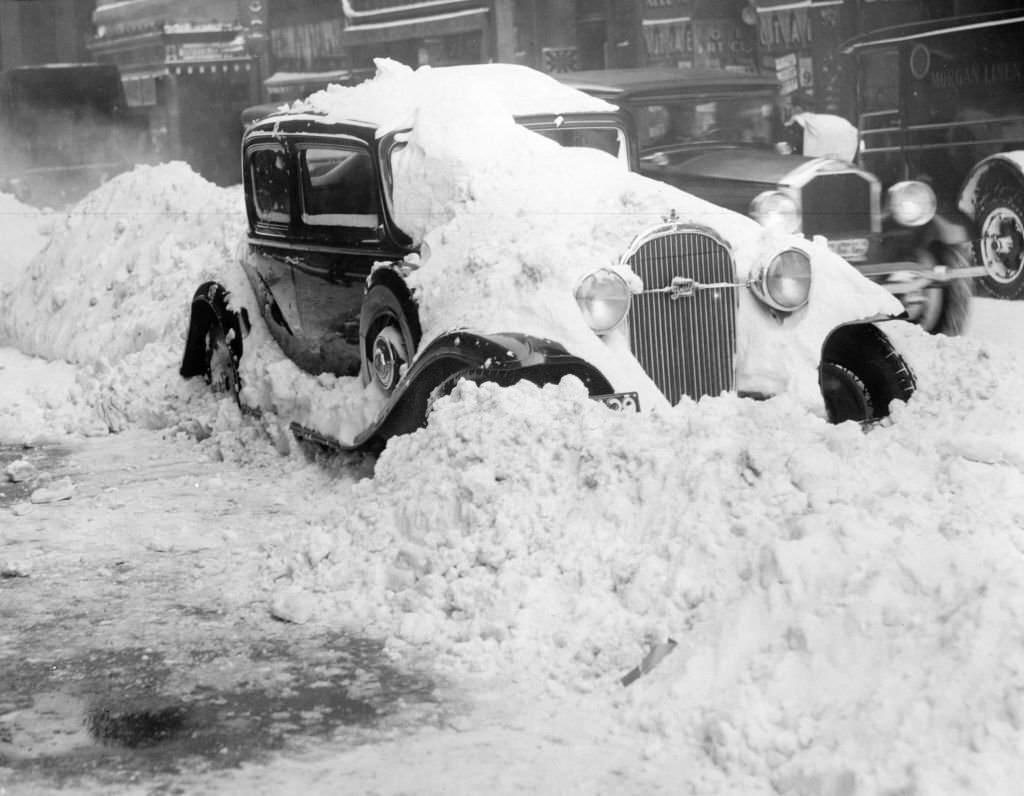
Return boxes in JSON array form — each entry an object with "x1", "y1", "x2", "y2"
[
  {"x1": 205, "y1": 319, "x2": 240, "y2": 398},
  {"x1": 974, "y1": 189, "x2": 1024, "y2": 299},
  {"x1": 359, "y1": 285, "x2": 420, "y2": 395}
]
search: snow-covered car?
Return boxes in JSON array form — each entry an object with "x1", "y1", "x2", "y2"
[
  {"x1": 179, "y1": 61, "x2": 916, "y2": 452},
  {"x1": 559, "y1": 68, "x2": 984, "y2": 336}
]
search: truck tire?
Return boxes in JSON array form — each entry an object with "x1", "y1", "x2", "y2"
[{"x1": 974, "y1": 188, "x2": 1024, "y2": 299}]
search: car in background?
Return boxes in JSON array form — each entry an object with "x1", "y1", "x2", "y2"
[
  {"x1": 560, "y1": 67, "x2": 983, "y2": 335},
  {"x1": 180, "y1": 63, "x2": 915, "y2": 452},
  {"x1": 842, "y1": 8, "x2": 1024, "y2": 300}
]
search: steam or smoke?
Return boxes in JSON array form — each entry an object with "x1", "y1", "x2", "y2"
[{"x1": 0, "y1": 105, "x2": 154, "y2": 209}]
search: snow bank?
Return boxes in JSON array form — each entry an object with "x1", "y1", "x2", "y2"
[
  {"x1": 0, "y1": 191, "x2": 48, "y2": 284},
  {"x1": 266, "y1": 323, "x2": 1024, "y2": 793},
  {"x1": 0, "y1": 162, "x2": 243, "y2": 364}
]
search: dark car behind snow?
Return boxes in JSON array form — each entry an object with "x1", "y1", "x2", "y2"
[{"x1": 561, "y1": 67, "x2": 983, "y2": 336}]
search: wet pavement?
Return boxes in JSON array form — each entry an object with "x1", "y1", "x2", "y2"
[
  {"x1": 0, "y1": 434, "x2": 447, "y2": 793},
  {"x1": 0, "y1": 633, "x2": 440, "y2": 792},
  {"x1": 0, "y1": 444, "x2": 65, "y2": 509}
]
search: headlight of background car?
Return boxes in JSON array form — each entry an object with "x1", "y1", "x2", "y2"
[
  {"x1": 749, "y1": 249, "x2": 811, "y2": 313},
  {"x1": 887, "y1": 180, "x2": 936, "y2": 227},
  {"x1": 749, "y1": 190, "x2": 801, "y2": 234},
  {"x1": 575, "y1": 268, "x2": 631, "y2": 332}
]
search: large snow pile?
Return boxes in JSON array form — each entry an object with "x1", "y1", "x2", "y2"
[
  {"x1": 0, "y1": 161, "x2": 243, "y2": 364},
  {"x1": 255, "y1": 321, "x2": 1024, "y2": 793},
  {"x1": 0, "y1": 162, "x2": 250, "y2": 438},
  {"x1": 2, "y1": 62, "x2": 1024, "y2": 794}
]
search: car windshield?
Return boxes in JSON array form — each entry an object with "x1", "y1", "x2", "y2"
[
  {"x1": 634, "y1": 93, "x2": 775, "y2": 149},
  {"x1": 530, "y1": 125, "x2": 629, "y2": 166}
]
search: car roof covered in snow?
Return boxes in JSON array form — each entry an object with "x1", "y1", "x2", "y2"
[{"x1": 279, "y1": 60, "x2": 618, "y2": 133}]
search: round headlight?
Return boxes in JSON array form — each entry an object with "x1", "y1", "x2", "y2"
[
  {"x1": 751, "y1": 249, "x2": 811, "y2": 312},
  {"x1": 887, "y1": 180, "x2": 936, "y2": 227},
  {"x1": 575, "y1": 268, "x2": 631, "y2": 332},
  {"x1": 750, "y1": 190, "x2": 801, "y2": 234}
]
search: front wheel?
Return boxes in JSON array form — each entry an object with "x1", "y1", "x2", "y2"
[
  {"x1": 820, "y1": 323, "x2": 916, "y2": 424},
  {"x1": 974, "y1": 189, "x2": 1024, "y2": 299},
  {"x1": 820, "y1": 361, "x2": 872, "y2": 424}
]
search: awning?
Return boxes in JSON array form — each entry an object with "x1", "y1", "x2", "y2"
[
  {"x1": 341, "y1": 6, "x2": 488, "y2": 48},
  {"x1": 265, "y1": 70, "x2": 352, "y2": 90}
]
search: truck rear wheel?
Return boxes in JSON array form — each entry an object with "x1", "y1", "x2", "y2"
[{"x1": 974, "y1": 189, "x2": 1024, "y2": 299}]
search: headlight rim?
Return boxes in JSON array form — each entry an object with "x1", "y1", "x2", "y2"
[
  {"x1": 749, "y1": 189, "x2": 802, "y2": 235},
  {"x1": 749, "y1": 247, "x2": 812, "y2": 313},
  {"x1": 887, "y1": 180, "x2": 937, "y2": 227},
  {"x1": 574, "y1": 267, "x2": 632, "y2": 333}
]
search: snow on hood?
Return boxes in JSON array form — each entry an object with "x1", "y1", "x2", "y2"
[{"x1": 380, "y1": 71, "x2": 901, "y2": 412}]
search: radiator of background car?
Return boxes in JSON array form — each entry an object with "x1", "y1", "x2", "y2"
[
  {"x1": 627, "y1": 230, "x2": 738, "y2": 404},
  {"x1": 801, "y1": 172, "x2": 874, "y2": 236}
]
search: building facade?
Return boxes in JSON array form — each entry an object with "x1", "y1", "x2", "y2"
[
  {"x1": 21, "y1": 0, "x2": 1015, "y2": 186},
  {"x1": 0, "y1": 0, "x2": 96, "y2": 70},
  {"x1": 88, "y1": 0, "x2": 265, "y2": 185}
]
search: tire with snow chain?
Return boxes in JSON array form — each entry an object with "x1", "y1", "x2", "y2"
[
  {"x1": 820, "y1": 324, "x2": 916, "y2": 424},
  {"x1": 974, "y1": 188, "x2": 1024, "y2": 300},
  {"x1": 820, "y1": 361, "x2": 872, "y2": 424}
]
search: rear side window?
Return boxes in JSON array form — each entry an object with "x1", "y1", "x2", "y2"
[
  {"x1": 300, "y1": 146, "x2": 379, "y2": 229},
  {"x1": 249, "y1": 145, "x2": 291, "y2": 224}
]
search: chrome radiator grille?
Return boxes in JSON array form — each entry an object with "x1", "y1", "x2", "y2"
[{"x1": 626, "y1": 229, "x2": 738, "y2": 404}]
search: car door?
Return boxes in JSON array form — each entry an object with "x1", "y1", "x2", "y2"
[
  {"x1": 289, "y1": 139, "x2": 389, "y2": 378},
  {"x1": 245, "y1": 142, "x2": 304, "y2": 340}
]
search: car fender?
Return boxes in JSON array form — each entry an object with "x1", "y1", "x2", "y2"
[
  {"x1": 352, "y1": 330, "x2": 616, "y2": 449},
  {"x1": 958, "y1": 151, "x2": 1024, "y2": 219}
]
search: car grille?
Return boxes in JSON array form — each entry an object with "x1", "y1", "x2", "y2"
[
  {"x1": 801, "y1": 171, "x2": 874, "y2": 236},
  {"x1": 626, "y1": 229, "x2": 738, "y2": 404}
]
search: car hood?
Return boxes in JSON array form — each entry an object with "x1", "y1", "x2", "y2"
[{"x1": 652, "y1": 147, "x2": 818, "y2": 185}]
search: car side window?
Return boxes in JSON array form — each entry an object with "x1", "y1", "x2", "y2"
[
  {"x1": 250, "y1": 145, "x2": 291, "y2": 225},
  {"x1": 299, "y1": 146, "x2": 379, "y2": 229}
]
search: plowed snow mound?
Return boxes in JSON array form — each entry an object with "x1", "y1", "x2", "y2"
[
  {"x1": 0, "y1": 162, "x2": 245, "y2": 364},
  {"x1": 269, "y1": 356, "x2": 1024, "y2": 794},
  {"x1": 0, "y1": 191, "x2": 47, "y2": 285}
]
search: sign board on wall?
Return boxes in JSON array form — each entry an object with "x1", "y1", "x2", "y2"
[
  {"x1": 775, "y1": 52, "x2": 798, "y2": 93},
  {"x1": 758, "y1": 4, "x2": 812, "y2": 53}
]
